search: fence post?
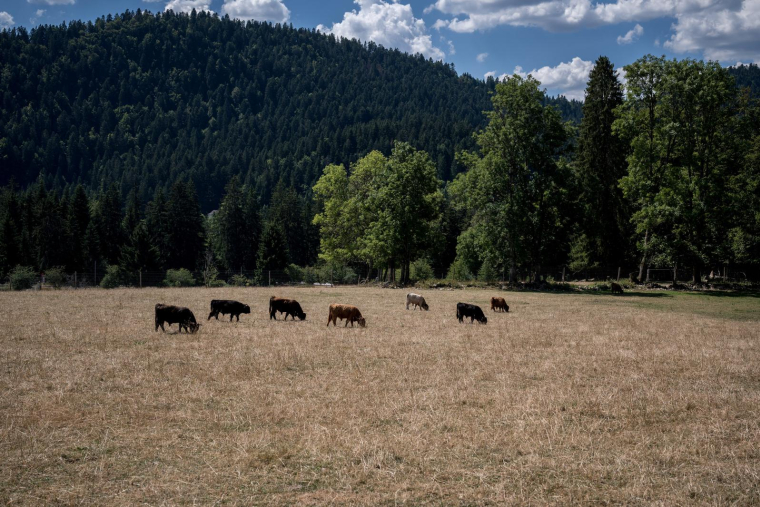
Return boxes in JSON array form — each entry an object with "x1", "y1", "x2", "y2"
[
  {"x1": 646, "y1": 268, "x2": 650, "y2": 282},
  {"x1": 139, "y1": 270, "x2": 142, "y2": 288},
  {"x1": 94, "y1": 261, "x2": 97, "y2": 286},
  {"x1": 562, "y1": 267, "x2": 565, "y2": 283},
  {"x1": 617, "y1": 267, "x2": 621, "y2": 281},
  {"x1": 268, "y1": 270, "x2": 271, "y2": 287},
  {"x1": 74, "y1": 271, "x2": 77, "y2": 288}
]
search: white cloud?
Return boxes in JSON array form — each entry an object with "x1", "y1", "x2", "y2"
[
  {"x1": 617, "y1": 23, "x2": 643, "y2": 44},
  {"x1": 317, "y1": 0, "x2": 446, "y2": 61},
  {"x1": 26, "y1": 0, "x2": 74, "y2": 5},
  {"x1": 0, "y1": 11, "x2": 14, "y2": 29},
  {"x1": 446, "y1": 39, "x2": 456, "y2": 54},
  {"x1": 429, "y1": 0, "x2": 760, "y2": 63},
  {"x1": 476, "y1": 52, "x2": 488, "y2": 62},
  {"x1": 484, "y1": 70, "x2": 496, "y2": 78},
  {"x1": 30, "y1": 9, "x2": 45, "y2": 24},
  {"x1": 508, "y1": 57, "x2": 593, "y2": 100},
  {"x1": 664, "y1": 0, "x2": 760, "y2": 63},
  {"x1": 165, "y1": 0, "x2": 213, "y2": 14},
  {"x1": 222, "y1": 0, "x2": 290, "y2": 23}
]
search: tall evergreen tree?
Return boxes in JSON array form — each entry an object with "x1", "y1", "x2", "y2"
[
  {"x1": 165, "y1": 180, "x2": 205, "y2": 270},
  {"x1": 575, "y1": 56, "x2": 630, "y2": 265}
]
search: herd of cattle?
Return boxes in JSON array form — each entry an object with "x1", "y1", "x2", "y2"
[{"x1": 154, "y1": 293, "x2": 510, "y2": 334}]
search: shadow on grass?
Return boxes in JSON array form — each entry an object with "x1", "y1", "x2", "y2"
[{"x1": 679, "y1": 290, "x2": 760, "y2": 299}]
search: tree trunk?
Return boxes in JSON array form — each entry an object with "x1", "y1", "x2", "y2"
[
  {"x1": 692, "y1": 265, "x2": 701, "y2": 284},
  {"x1": 673, "y1": 262, "x2": 678, "y2": 288},
  {"x1": 637, "y1": 229, "x2": 649, "y2": 281}
]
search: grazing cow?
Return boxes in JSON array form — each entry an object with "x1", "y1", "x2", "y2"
[
  {"x1": 269, "y1": 296, "x2": 306, "y2": 320},
  {"x1": 208, "y1": 299, "x2": 250, "y2": 322},
  {"x1": 490, "y1": 297, "x2": 509, "y2": 312},
  {"x1": 406, "y1": 293, "x2": 429, "y2": 311},
  {"x1": 610, "y1": 282, "x2": 624, "y2": 294},
  {"x1": 155, "y1": 304, "x2": 200, "y2": 333},
  {"x1": 327, "y1": 304, "x2": 366, "y2": 327},
  {"x1": 456, "y1": 303, "x2": 487, "y2": 324}
]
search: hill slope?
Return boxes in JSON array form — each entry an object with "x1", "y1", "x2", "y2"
[{"x1": 0, "y1": 10, "x2": 585, "y2": 209}]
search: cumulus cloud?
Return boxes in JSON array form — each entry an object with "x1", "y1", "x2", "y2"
[
  {"x1": 665, "y1": 0, "x2": 760, "y2": 63},
  {"x1": 509, "y1": 57, "x2": 593, "y2": 100},
  {"x1": 30, "y1": 9, "x2": 45, "y2": 24},
  {"x1": 476, "y1": 52, "x2": 488, "y2": 62},
  {"x1": 428, "y1": 0, "x2": 760, "y2": 63},
  {"x1": 317, "y1": 0, "x2": 446, "y2": 61},
  {"x1": 165, "y1": 0, "x2": 213, "y2": 14},
  {"x1": 617, "y1": 23, "x2": 643, "y2": 44},
  {"x1": 484, "y1": 70, "x2": 496, "y2": 78},
  {"x1": 26, "y1": 0, "x2": 74, "y2": 5},
  {"x1": 222, "y1": 0, "x2": 290, "y2": 23},
  {"x1": 0, "y1": 11, "x2": 14, "y2": 29}
]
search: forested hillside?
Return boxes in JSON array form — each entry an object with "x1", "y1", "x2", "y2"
[{"x1": 0, "y1": 9, "x2": 582, "y2": 210}]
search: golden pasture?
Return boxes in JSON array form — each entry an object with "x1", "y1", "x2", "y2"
[{"x1": 1, "y1": 287, "x2": 758, "y2": 504}]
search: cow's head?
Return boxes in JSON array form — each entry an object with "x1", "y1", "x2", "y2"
[
  {"x1": 189, "y1": 322, "x2": 201, "y2": 333},
  {"x1": 298, "y1": 312, "x2": 306, "y2": 321},
  {"x1": 421, "y1": 302, "x2": 429, "y2": 311},
  {"x1": 243, "y1": 305, "x2": 251, "y2": 314},
  {"x1": 357, "y1": 317, "x2": 366, "y2": 327},
  {"x1": 479, "y1": 316, "x2": 487, "y2": 324}
]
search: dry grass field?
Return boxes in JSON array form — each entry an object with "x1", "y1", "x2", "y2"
[{"x1": 1, "y1": 286, "x2": 759, "y2": 505}]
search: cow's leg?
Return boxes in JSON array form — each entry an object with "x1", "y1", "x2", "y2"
[
  {"x1": 270, "y1": 310, "x2": 276, "y2": 320},
  {"x1": 235, "y1": 314, "x2": 240, "y2": 322},
  {"x1": 229, "y1": 314, "x2": 233, "y2": 322},
  {"x1": 406, "y1": 302, "x2": 409, "y2": 310}
]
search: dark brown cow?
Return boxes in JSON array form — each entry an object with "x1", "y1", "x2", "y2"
[
  {"x1": 327, "y1": 304, "x2": 366, "y2": 327},
  {"x1": 155, "y1": 304, "x2": 200, "y2": 333},
  {"x1": 610, "y1": 282, "x2": 624, "y2": 294},
  {"x1": 490, "y1": 296, "x2": 509, "y2": 312},
  {"x1": 269, "y1": 296, "x2": 306, "y2": 320}
]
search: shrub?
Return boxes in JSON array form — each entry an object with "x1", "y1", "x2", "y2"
[
  {"x1": 410, "y1": 258, "x2": 434, "y2": 281},
  {"x1": 285, "y1": 264, "x2": 304, "y2": 283},
  {"x1": 9, "y1": 265, "x2": 37, "y2": 291},
  {"x1": 229, "y1": 274, "x2": 250, "y2": 287},
  {"x1": 164, "y1": 268, "x2": 196, "y2": 287},
  {"x1": 100, "y1": 265, "x2": 136, "y2": 288},
  {"x1": 447, "y1": 258, "x2": 472, "y2": 281},
  {"x1": 478, "y1": 259, "x2": 498, "y2": 282},
  {"x1": 45, "y1": 266, "x2": 67, "y2": 289}
]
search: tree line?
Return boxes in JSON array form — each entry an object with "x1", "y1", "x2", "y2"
[{"x1": 0, "y1": 9, "x2": 759, "y2": 285}]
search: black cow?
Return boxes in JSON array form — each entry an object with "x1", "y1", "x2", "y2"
[
  {"x1": 155, "y1": 304, "x2": 200, "y2": 333},
  {"x1": 208, "y1": 299, "x2": 250, "y2": 321},
  {"x1": 456, "y1": 302, "x2": 487, "y2": 324},
  {"x1": 269, "y1": 296, "x2": 307, "y2": 320}
]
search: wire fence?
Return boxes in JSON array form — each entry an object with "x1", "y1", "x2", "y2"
[{"x1": 1, "y1": 264, "x2": 756, "y2": 291}]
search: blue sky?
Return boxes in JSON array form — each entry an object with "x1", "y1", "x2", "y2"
[{"x1": 1, "y1": 0, "x2": 758, "y2": 99}]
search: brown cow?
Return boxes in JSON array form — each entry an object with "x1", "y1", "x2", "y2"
[
  {"x1": 610, "y1": 282, "x2": 624, "y2": 294},
  {"x1": 327, "y1": 304, "x2": 366, "y2": 327},
  {"x1": 490, "y1": 296, "x2": 509, "y2": 312}
]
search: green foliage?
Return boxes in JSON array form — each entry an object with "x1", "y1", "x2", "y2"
[
  {"x1": 568, "y1": 233, "x2": 597, "y2": 273},
  {"x1": 100, "y1": 265, "x2": 135, "y2": 289},
  {"x1": 164, "y1": 268, "x2": 196, "y2": 287},
  {"x1": 410, "y1": 258, "x2": 434, "y2": 281},
  {"x1": 478, "y1": 259, "x2": 498, "y2": 282},
  {"x1": 313, "y1": 143, "x2": 443, "y2": 284},
  {"x1": 451, "y1": 75, "x2": 571, "y2": 281},
  {"x1": 44, "y1": 267, "x2": 67, "y2": 289},
  {"x1": 228, "y1": 274, "x2": 250, "y2": 287},
  {"x1": 575, "y1": 56, "x2": 630, "y2": 265},
  {"x1": 9, "y1": 265, "x2": 37, "y2": 291},
  {"x1": 616, "y1": 56, "x2": 738, "y2": 277},
  {"x1": 447, "y1": 258, "x2": 473, "y2": 281}
]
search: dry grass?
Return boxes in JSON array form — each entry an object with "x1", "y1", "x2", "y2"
[{"x1": 1, "y1": 287, "x2": 759, "y2": 505}]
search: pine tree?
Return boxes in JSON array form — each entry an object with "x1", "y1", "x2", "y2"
[
  {"x1": 575, "y1": 56, "x2": 629, "y2": 265},
  {"x1": 165, "y1": 180, "x2": 205, "y2": 270}
]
